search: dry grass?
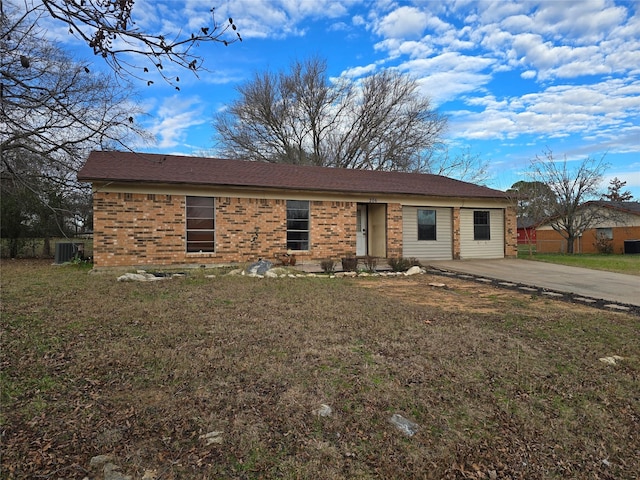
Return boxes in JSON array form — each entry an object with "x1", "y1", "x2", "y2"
[{"x1": 1, "y1": 260, "x2": 639, "y2": 479}]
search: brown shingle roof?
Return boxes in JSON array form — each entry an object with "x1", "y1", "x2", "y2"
[{"x1": 78, "y1": 151, "x2": 508, "y2": 199}]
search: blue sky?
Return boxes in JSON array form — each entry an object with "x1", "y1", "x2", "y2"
[{"x1": 53, "y1": 0, "x2": 640, "y2": 198}]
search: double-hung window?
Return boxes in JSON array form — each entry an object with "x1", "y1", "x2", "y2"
[
  {"x1": 473, "y1": 210, "x2": 490, "y2": 241},
  {"x1": 186, "y1": 196, "x2": 215, "y2": 252},
  {"x1": 417, "y1": 209, "x2": 436, "y2": 241},
  {"x1": 287, "y1": 200, "x2": 309, "y2": 251}
]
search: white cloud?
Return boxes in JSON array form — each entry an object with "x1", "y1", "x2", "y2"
[
  {"x1": 146, "y1": 95, "x2": 208, "y2": 149},
  {"x1": 448, "y1": 78, "x2": 640, "y2": 151},
  {"x1": 339, "y1": 63, "x2": 379, "y2": 79},
  {"x1": 374, "y1": 6, "x2": 432, "y2": 39},
  {"x1": 398, "y1": 52, "x2": 495, "y2": 104}
]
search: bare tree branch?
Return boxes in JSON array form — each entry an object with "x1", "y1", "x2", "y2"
[
  {"x1": 527, "y1": 149, "x2": 610, "y2": 254},
  {"x1": 1, "y1": 3, "x2": 151, "y2": 237},
  {"x1": 4, "y1": 0, "x2": 241, "y2": 86},
  {"x1": 213, "y1": 57, "x2": 449, "y2": 173}
]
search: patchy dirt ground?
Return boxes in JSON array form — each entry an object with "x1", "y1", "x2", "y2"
[{"x1": 358, "y1": 275, "x2": 596, "y2": 315}]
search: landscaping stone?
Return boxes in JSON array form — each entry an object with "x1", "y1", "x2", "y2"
[
  {"x1": 405, "y1": 266, "x2": 423, "y2": 276},
  {"x1": 117, "y1": 272, "x2": 164, "y2": 282},
  {"x1": 575, "y1": 297, "x2": 596, "y2": 303},
  {"x1": 604, "y1": 304, "x2": 630, "y2": 311},
  {"x1": 389, "y1": 413, "x2": 419, "y2": 436},
  {"x1": 599, "y1": 355, "x2": 624, "y2": 365},
  {"x1": 519, "y1": 287, "x2": 538, "y2": 292},
  {"x1": 313, "y1": 404, "x2": 333, "y2": 417},
  {"x1": 246, "y1": 259, "x2": 273, "y2": 276},
  {"x1": 542, "y1": 292, "x2": 563, "y2": 297},
  {"x1": 200, "y1": 430, "x2": 224, "y2": 445}
]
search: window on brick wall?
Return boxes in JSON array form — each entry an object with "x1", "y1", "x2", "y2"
[
  {"x1": 473, "y1": 210, "x2": 491, "y2": 240},
  {"x1": 417, "y1": 209, "x2": 436, "y2": 241},
  {"x1": 596, "y1": 227, "x2": 613, "y2": 240},
  {"x1": 186, "y1": 196, "x2": 215, "y2": 252},
  {"x1": 287, "y1": 200, "x2": 309, "y2": 251}
]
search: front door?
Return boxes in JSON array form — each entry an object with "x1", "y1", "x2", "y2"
[{"x1": 356, "y1": 204, "x2": 368, "y2": 256}]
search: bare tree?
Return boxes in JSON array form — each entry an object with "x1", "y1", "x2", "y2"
[
  {"x1": 421, "y1": 146, "x2": 490, "y2": 184},
  {"x1": 1, "y1": 4, "x2": 150, "y2": 237},
  {"x1": 214, "y1": 57, "x2": 448, "y2": 172},
  {"x1": 3, "y1": 0, "x2": 240, "y2": 86},
  {"x1": 528, "y1": 149, "x2": 609, "y2": 254}
]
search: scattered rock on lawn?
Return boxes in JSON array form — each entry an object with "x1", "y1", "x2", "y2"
[
  {"x1": 599, "y1": 355, "x2": 624, "y2": 365},
  {"x1": 389, "y1": 413, "x2": 419, "y2": 436},
  {"x1": 313, "y1": 404, "x2": 333, "y2": 417},
  {"x1": 103, "y1": 463, "x2": 132, "y2": 480},
  {"x1": 200, "y1": 430, "x2": 224, "y2": 445},
  {"x1": 90, "y1": 454, "x2": 113, "y2": 468}
]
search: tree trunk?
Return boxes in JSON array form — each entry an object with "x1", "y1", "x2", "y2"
[
  {"x1": 566, "y1": 235, "x2": 575, "y2": 254},
  {"x1": 43, "y1": 237, "x2": 51, "y2": 257},
  {"x1": 9, "y1": 238, "x2": 19, "y2": 258}
]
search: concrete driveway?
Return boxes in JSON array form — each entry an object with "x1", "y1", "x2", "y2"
[{"x1": 429, "y1": 259, "x2": 640, "y2": 307}]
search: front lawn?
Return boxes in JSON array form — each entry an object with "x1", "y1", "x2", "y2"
[{"x1": 2, "y1": 260, "x2": 639, "y2": 479}]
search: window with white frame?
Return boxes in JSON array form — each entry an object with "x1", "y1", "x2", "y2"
[{"x1": 186, "y1": 196, "x2": 215, "y2": 252}]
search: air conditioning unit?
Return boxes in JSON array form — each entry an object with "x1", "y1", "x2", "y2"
[{"x1": 54, "y1": 242, "x2": 76, "y2": 264}]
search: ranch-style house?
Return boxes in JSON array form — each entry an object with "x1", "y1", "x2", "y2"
[{"x1": 77, "y1": 151, "x2": 517, "y2": 269}]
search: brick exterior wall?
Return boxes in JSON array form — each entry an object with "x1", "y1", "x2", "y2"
[
  {"x1": 93, "y1": 192, "x2": 185, "y2": 267},
  {"x1": 93, "y1": 192, "x2": 387, "y2": 268},
  {"x1": 504, "y1": 205, "x2": 518, "y2": 258},
  {"x1": 92, "y1": 191, "x2": 513, "y2": 268},
  {"x1": 386, "y1": 203, "x2": 403, "y2": 258},
  {"x1": 452, "y1": 207, "x2": 461, "y2": 259}
]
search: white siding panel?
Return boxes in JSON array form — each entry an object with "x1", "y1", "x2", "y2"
[
  {"x1": 460, "y1": 208, "x2": 504, "y2": 259},
  {"x1": 402, "y1": 206, "x2": 453, "y2": 260}
]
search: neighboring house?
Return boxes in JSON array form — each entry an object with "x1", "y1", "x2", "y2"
[
  {"x1": 536, "y1": 201, "x2": 640, "y2": 254},
  {"x1": 517, "y1": 217, "x2": 538, "y2": 245},
  {"x1": 77, "y1": 151, "x2": 517, "y2": 269}
]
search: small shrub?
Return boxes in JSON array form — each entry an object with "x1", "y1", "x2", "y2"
[
  {"x1": 341, "y1": 255, "x2": 358, "y2": 272},
  {"x1": 593, "y1": 233, "x2": 613, "y2": 254},
  {"x1": 363, "y1": 255, "x2": 378, "y2": 272},
  {"x1": 409, "y1": 257, "x2": 422, "y2": 267},
  {"x1": 320, "y1": 258, "x2": 336, "y2": 274},
  {"x1": 387, "y1": 257, "x2": 411, "y2": 272}
]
